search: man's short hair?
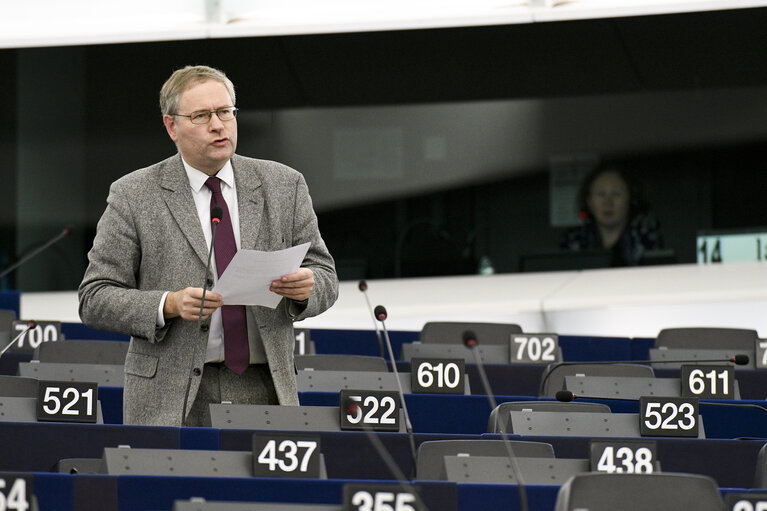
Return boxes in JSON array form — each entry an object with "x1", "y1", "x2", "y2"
[{"x1": 159, "y1": 65, "x2": 236, "y2": 116}]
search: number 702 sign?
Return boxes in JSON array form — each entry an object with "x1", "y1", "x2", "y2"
[{"x1": 756, "y1": 341, "x2": 767, "y2": 370}]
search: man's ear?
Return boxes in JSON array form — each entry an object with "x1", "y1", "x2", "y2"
[{"x1": 163, "y1": 114, "x2": 178, "y2": 142}]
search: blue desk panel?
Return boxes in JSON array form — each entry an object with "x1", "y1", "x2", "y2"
[
  {"x1": 0, "y1": 423, "x2": 180, "y2": 472},
  {"x1": 300, "y1": 392, "x2": 767, "y2": 439},
  {"x1": 493, "y1": 434, "x2": 767, "y2": 489}
]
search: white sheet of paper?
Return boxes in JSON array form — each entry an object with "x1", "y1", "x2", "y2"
[{"x1": 212, "y1": 242, "x2": 311, "y2": 308}]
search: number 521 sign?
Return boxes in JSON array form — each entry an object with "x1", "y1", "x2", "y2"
[{"x1": 36, "y1": 381, "x2": 98, "y2": 423}]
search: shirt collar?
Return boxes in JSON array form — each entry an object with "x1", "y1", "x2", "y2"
[{"x1": 181, "y1": 158, "x2": 235, "y2": 193}]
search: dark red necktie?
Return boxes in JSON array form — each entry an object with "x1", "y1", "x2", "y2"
[{"x1": 205, "y1": 176, "x2": 249, "y2": 375}]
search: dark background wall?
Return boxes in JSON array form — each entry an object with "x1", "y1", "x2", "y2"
[{"x1": 2, "y1": 7, "x2": 767, "y2": 289}]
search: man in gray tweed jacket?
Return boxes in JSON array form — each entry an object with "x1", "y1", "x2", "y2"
[{"x1": 79, "y1": 65, "x2": 338, "y2": 426}]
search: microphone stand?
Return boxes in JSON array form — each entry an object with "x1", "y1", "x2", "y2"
[
  {"x1": 181, "y1": 211, "x2": 221, "y2": 427},
  {"x1": 0, "y1": 228, "x2": 71, "y2": 280},
  {"x1": 0, "y1": 321, "x2": 37, "y2": 360},
  {"x1": 358, "y1": 280, "x2": 385, "y2": 358},
  {"x1": 374, "y1": 305, "x2": 418, "y2": 477},
  {"x1": 464, "y1": 330, "x2": 529, "y2": 511}
]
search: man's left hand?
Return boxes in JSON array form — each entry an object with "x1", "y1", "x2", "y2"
[{"x1": 270, "y1": 268, "x2": 314, "y2": 301}]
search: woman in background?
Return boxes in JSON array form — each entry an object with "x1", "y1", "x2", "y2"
[{"x1": 560, "y1": 164, "x2": 664, "y2": 266}]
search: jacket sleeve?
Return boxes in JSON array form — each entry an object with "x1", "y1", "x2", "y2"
[
  {"x1": 285, "y1": 172, "x2": 338, "y2": 321},
  {"x1": 78, "y1": 180, "x2": 168, "y2": 343}
]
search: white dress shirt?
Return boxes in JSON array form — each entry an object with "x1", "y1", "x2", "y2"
[{"x1": 157, "y1": 158, "x2": 266, "y2": 364}]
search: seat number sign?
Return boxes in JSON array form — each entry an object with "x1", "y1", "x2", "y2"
[
  {"x1": 589, "y1": 440, "x2": 657, "y2": 474},
  {"x1": 252, "y1": 433, "x2": 320, "y2": 478},
  {"x1": 36, "y1": 381, "x2": 98, "y2": 423},
  {"x1": 680, "y1": 364, "x2": 735, "y2": 399},
  {"x1": 0, "y1": 473, "x2": 33, "y2": 511},
  {"x1": 410, "y1": 358, "x2": 465, "y2": 394},
  {"x1": 342, "y1": 483, "x2": 423, "y2": 511},
  {"x1": 756, "y1": 340, "x2": 767, "y2": 370},
  {"x1": 9, "y1": 320, "x2": 61, "y2": 352},
  {"x1": 724, "y1": 493, "x2": 767, "y2": 511},
  {"x1": 340, "y1": 390, "x2": 400, "y2": 432},
  {"x1": 639, "y1": 396, "x2": 699, "y2": 437},
  {"x1": 294, "y1": 329, "x2": 311, "y2": 355},
  {"x1": 509, "y1": 334, "x2": 559, "y2": 364}
]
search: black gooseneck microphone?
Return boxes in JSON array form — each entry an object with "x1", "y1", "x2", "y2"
[
  {"x1": 556, "y1": 388, "x2": 767, "y2": 416},
  {"x1": 0, "y1": 321, "x2": 37, "y2": 360},
  {"x1": 181, "y1": 206, "x2": 223, "y2": 427},
  {"x1": 463, "y1": 330, "x2": 529, "y2": 511},
  {"x1": 0, "y1": 227, "x2": 72, "y2": 280},
  {"x1": 340, "y1": 397, "x2": 431, "y2": 511},
  {"x1": 538, "y1": 354, "x2": 750, "y2": 397},
  {"x1": 374, "y1": 305, "x2": 418, "y2": 476},
  {"x1": 358, "y1": 280, "x2": 385, "y2": 358}
]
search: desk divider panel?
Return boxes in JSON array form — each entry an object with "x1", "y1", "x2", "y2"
[
  {"x1": 649, "y1": 348, "x2": 754, "y2": 370},
  {"x1": 417, "y1": 439, "x2": 554, "y2": 480},
  {"x1": 56, "y1": 458, "x2": 106, "y2": 474},
  {"x1": 443, "y1": 455, "x2": 590, "y2": 484},
  {"x1": 400, "y1": 343, "x2": 509, "y2": 364},
  {"x1": 419, "y1": 322, "x2": 522, "y2": 344},
  {"x1": 34, "y1": 339, "x2": 129, "y2": 364},
  {"x1": 103, "y1": 447, "x2": 328, "y2": 479},
  {"x1": 0, "y1": 396, "x2": 104, "y2": 423},
  {"x1": 18, "y1": 362, "x2": 124, "y2": 386},
  {"x1": 564, "y1": 375, "x2": 741, "y2": 400},
  {"x1": 298, "y1": 370, "x2": 404, "y2": 393},
  {"x1": 206, "y1": 403, "x2": 406, "y2": 433},
  {"x1": 298, "y1": 370, "x2": 470, "y2": 395},
  {"x1": 0, "y1": 374, "x2": 39, "y2": 397},
  {"x1": 295, "y1": 354, "x2": 387, "y2": 372},
  {"x1": 509, "y1": 410, "x2": 705, "y2": 438},
  {"x1": 103, "y1": 447, "x2": 252, "y2": 477}
]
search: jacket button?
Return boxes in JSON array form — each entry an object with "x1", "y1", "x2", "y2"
[
  {"x1": 207, "y1": 278, "x2": 214, "y2": 288},
  {"x1": 193, "y1": 368, "x2": 201, "y2": 376},
  {"x1": 201, "y1": 324, "x2": 209, "y2": 332}
]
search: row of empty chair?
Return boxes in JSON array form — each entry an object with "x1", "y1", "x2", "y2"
[{"x1": 1, "y1": 317, "x2": 767, "y2": 511}]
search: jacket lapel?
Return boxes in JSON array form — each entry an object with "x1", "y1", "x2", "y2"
[
  {"x1": 161, "y1": 155, "x2": 209, "y2": 265},
  {"x1": 232, "y1": 155, "x2": 264, "y2": 250}
]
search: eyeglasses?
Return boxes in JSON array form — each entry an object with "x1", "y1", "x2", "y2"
[{"x1": 172, "y1": 107, "x2": 238, "y2": 125}]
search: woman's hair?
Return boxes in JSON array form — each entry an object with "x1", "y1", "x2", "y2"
[{"x1": 576, "y1": 162, "x2": 649, "y2": 221}]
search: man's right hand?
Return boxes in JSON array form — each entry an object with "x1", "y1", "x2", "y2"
[{"x1": 164, "y1": 287, "x2": 224, "y2": 321}]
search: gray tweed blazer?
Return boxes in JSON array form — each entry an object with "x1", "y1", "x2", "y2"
[{"x1": 78, "y1": 154, "x2": 338, "y2": 426}]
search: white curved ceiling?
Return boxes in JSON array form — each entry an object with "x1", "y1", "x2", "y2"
[{"x1": 2, "y1": 0, "x2": 766, "y2": 49}]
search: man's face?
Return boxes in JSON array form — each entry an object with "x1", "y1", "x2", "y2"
[{"x1": 163, "y1": 79, "x2": 237, "y2": 175}]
